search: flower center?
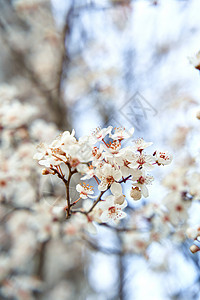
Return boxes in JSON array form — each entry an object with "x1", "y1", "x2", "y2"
[
  {"x1": 70, "y1": 157, "x2": 80, "y2": 167},
  {"x1": 137, "y1": 157, "x2": 145, "y2": 165},
  {"x1": 138, "y1": 176, "x2": 145, "y2": 184},
  {"x1": 108, "y1": 206, "x2": 116, "y2": 214},
  {"x1": 106, "y1": 176, "x2": 114, "y2": 184},
  {"x1": 175, "y1": 204, "x2": 183, "y2": 212}
]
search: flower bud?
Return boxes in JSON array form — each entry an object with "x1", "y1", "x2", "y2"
[
  {"x1": 114, "y1": 194, "x2": 125, "y2": 205},
  {"x1": 130, "y1": 187, "x2": 142, "y2": 201},
  {"x1": 42, "y1": 168, "x2": 51, "y2": 175},
  {"x1": 190, "y1": 244, "x2": 200, "y2": 253},
  {"x1": 69, "y1": 157, "x2": 80, "y2": 168}
]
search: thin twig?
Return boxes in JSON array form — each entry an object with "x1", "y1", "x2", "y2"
[
  {"x1": 87, "y1": 190, "x2": 107, "y2": 213},
  {"x1": 51, "y1": 165, "x2": 77, "y2": 218},
  {"x1": 71, "y1": 189, "x2": 108, "y2": 215},
  {"x1": 0, "y1": 206, "x2": 34, "y2": 225},
  {"x1": 117, "y1": 233, "x2": 126, "y2": 300},
  {"x1": 36, "y1": 239, "x2": 50, "y2": 280},
  {"x1": 118, "y1": 175, "x2": 132, "y2": 184},
  {"x1": 83, "y1": 236, "x2": 121, "y2": 255}
]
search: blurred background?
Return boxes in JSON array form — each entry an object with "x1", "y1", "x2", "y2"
[{"x1": 1, "y1": 0, "x2": 200, "y2": 299}]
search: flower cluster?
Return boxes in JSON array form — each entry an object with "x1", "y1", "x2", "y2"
[
  {"x1": 0, "y1": 87, "x2": 58, "y2": 206},
  {"x1": 34, "y1": 126, "x2": 172, "y2": 225},
  {"x1": 0, "y1": 84, "x2": 87, "y2": 300}
]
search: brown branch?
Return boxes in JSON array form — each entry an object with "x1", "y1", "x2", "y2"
[
  {"x1": 117, "y1": 233, "x2": 126, "y2": 300},
  {"x1": 51, "y1": 164, "x2": 77, "y2": 218},
  {"x1": 0, "y1": 11, "x2": 70, "y2": 131},
  {"x1": 71, "y1": 209, "x2": 86, "y2": 214},
  {"x1": 66, "y1": 169, "x2": 72, "y2": 218},
  {"x1": 0, "y1": 206, "x2": 34, "y2": 225},
  {"x1": 56, "y1": 7, "x2": 73, "y2": 98},
  {"x1": 50, "y1": 167, "x2": 68, "y2": 185},
  {"x1": 83, "y1": 236, "x2": 121, "y2": 255},
  {"x1": 119, "y1": 250, "x2": 126, "y2": 300},
  {"x1": 88, "y1": 190, "x2": 107, "y2": 213},
  {"x1": 99, "y1": 223, "x2": 139, "y2": 233},
  {"x1": 71, "y1": 189, "x2": 108, "y2": 217},
  {"x1": 118, "y1": 175, "x2": 132, "y2": 184},
  {"x1": 35, "y1": 239, "x2": 50, "y2": 281}
]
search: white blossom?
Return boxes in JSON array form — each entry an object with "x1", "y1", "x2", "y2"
[
  {"x1": 154, "y1": 151, "x2": 173, "y2": 166},
  {"x1": 76, "y1": 183, "x2": 96, "y2": 199},
  {"x1": 99, "y1": 195, "x2": 127, "y2": 224},
  {"x1": 132, "y1": 138, "x2": 153, "y2": 152},
  {"x1": 109, "y1": 127, "x2": 134, "y2": 141},
  {"x1": 90, "y1": 126, "x2": 113, "y2": 144}
]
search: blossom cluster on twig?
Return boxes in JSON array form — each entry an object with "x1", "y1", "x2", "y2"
[{"x1": 34, "y1": 126, "x2": 172, "y2": 229}]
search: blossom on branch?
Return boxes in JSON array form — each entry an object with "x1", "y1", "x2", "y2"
[
  {"x1": 99, "y1": 195, "x2": 127, "y2": 224},
  {"x1": 34, "y1": 126, "x2": 172, "y2": 225},
  {"x1": 76, "y1": 183, "x2": 96, "y2": 199}
]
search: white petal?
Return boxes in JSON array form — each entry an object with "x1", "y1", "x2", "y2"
[
  {"x1": 128, "y1": 127, "x2": 135, "y2": 137},
  {"x1": 113, "y1": 170, "x2": 122, "y2": 181},
  {"x1": 88, "y1": 195, "x2": 97, "y2": 199},
  {"x1": 39, "y1": 160, "x2": 51, "y2": 167},
  {"x1": 120, "y1": 166, "x2": 131, "y2": 177},
  {"x1": 141, "y1": 185, "x2": 149, "y2": 198},
  {"x1": 113, "y1": 210, "x2": 127, "y2": 222},
  {"x1": 100, "y1": 211, "x2": 110, "y2": 223},
  {"x1": 111, "y1": 182, "x2": 122, "y2": 196},
  {"x1": 98, "y1": 183, "x2": 108, "y2": 191},
  {"x1": 33, "y1": 152, "x2": 44, "y2": 160},
  {"x1": 76, "y1": 184, "x2": 82, "y2": 193},
  {"x1": 119, "y1": 200, "x2": 128, "y2": 209},
  {"x1": 99, "y1": 196, "x2": 114, "y2": 210},
  {"x1": 86, "y1": 222, "x2": 97, "y2": 234}
]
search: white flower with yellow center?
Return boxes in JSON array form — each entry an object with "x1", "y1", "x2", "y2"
[{"x1": 76, "y1": 183, "x2": 96, "y2": 199}]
